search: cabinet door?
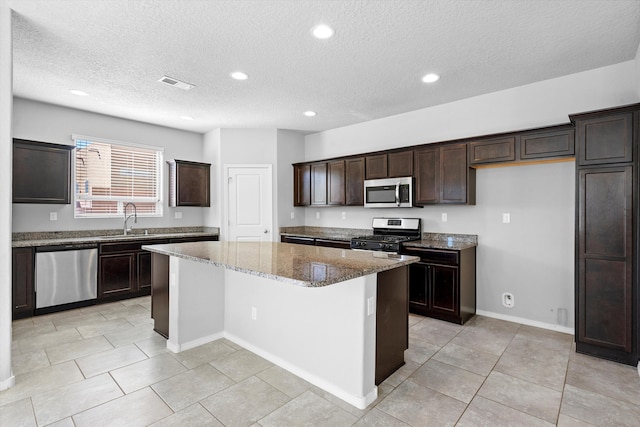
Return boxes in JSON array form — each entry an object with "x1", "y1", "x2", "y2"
[
  {"x1": 365, "y1": 154, "x2": 388, "y2": 179},
  {"x1": 345, "y1": 158, "x2": 365, "y2": 206},
  {"x1": 310, "y1": 163, "x2": 327, "y2": 205},
  {"x1": 137, "y1": 251, "x2": 152, "y2": 292},
  {"x1": 327, "y1": 160, "x2": 345, "y2": 205},
  {"x1": 281, "y1": 235, "x2": 315, "y2": 245},
  {"x1": 429, "y1": 264, "x2": 459, "y2": 317},
  {"x1": 469, "y1": 137, "x2": 516, "y2": 165},
  {"x1": 577, "y1": 112, "x2": 633, "y2": 166},
  {"x1": 315, "y1": 238, "x2": 351, "y2": 249},
  {"x1": 12, "y1": 247, "x2": 34, "y2": 318},
  {"x1": 409, "y1": 263, "x2": 428, "y2": 316},
  {"x1": 172, "y1": 161, "x2": 211, "y2": 207},
  {"x1": 388, "y1": 150, "x2": 413, "y2": 177},
  {"x1": 413, "y1": 147, "x2": 439, "y2": 204},
  {"x1": 520, "y1": 128, "x2": 575, "y2": 160},
  {"x1": 577, "y1": 166, "x2": 633, "y2": 358},
  {"x1": 440, "y1": 143, "x2": 470, "y2": 204},
  {"x1": 293, "y1": 164, "x2": 311, "y2": 206},
  {"x1": 99, "y1": 253, "x2": 135, "y2": 298}
]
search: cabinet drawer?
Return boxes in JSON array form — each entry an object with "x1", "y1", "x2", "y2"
[
  {"x1": 281, "y1": 235, "x2": 315, "y2": 246},
  {"x1": 403, "y1": 248, "x2": 459, "y2": 265},
  {"x1": 315, "y1": 238, "x2": 351, "y2": 249}
]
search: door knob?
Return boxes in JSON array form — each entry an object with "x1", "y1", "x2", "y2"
[{"x1": 264, "y1": 229, "x2": 269, "y2": 234}]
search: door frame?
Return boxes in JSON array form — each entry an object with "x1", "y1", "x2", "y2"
[{"x1": 222, "y1": 164, "x2": 273, "y2": 242}]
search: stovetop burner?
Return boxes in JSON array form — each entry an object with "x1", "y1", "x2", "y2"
[{"x1": 350, "y1": 218, "x2": 421, "y2": 252}]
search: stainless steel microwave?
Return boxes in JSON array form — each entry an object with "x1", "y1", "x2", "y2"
[{"x1": 364, "y1": 177, "x2": 413, "y2": 208}]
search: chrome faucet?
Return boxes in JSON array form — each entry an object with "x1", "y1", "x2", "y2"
[{"x1": 123, "y1": 202, "x2": 137, "y2": 235}]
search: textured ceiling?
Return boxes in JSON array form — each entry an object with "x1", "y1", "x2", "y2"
[{"x1": 9, "y1": 0, "x2": 640, "y2": 135}]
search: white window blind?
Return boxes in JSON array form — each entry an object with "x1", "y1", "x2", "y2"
[{"x1": 74, "y1": 136, "x2": 163, "y2": 217}]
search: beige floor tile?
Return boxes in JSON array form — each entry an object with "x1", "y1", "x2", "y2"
[
  {"x1": 12, "y1": 321, "x2": 56, "y2": 340},
  {"x1": 409, "y1": 317, "x2": 463, "y2": 347},
  {"x1": 78, "y1": 301, "x2": 126, "y2": 315},
  {"x1": 100, "y1": 303, "x2": 150, "y2": 320},
  {"x1": 31, "y1": 373, "x2": 123, "y2": 426},
  {"x1": 376, "y1": 380, "x2": 467, "y2": 427},
  {"x1": 515, "y1": 325, "x2": 573, "y2": 352},
  {"x1": 150, "y1": 403, "x2": 224, "y2": 427},
  {"x1": 457, "y1": 396, "x2": 554, "y2": 426},
  {"x1": 46, "y1": 335, "x2": 114, "y2": 365},
  {"x1": 405, "y1": 335, "x2": 440, "y2": 364},
  {"x1": 201, "y1": 376, "x2": 290, "y2": 426},
  {"x1": 478, "y1": 371, "x2": 562, "y2": 424},
  {"x1": 72, "y1": 387, "x2": 173, "y2": 427},
  {"x1": 566, "y1": 352, "x2": 640, "y2": 406},
  {"x1": 135, "y1": 334, "x2": 169, "y2": 357},
  {"x1": 408, "y1": 314, "x2": 423, "y2": 327},
  {"x1": 110, "y1": 353, "x2": 188, "y2": 393},
  {"x1": 259, "y1": 389, "x2": 357, "y2": 427},
  {"x1": 432, "y1": 342, "x2": 499, "y2": 376},
  {"x1": 46, "y1": 417, "x2": 76, "y2": 427},
  {"x1": 151, "y1": 364, "x2": 235, "y2": 412},
  {"x1": 465, "y1": 316, "x2": 521, "y2": 334},
  {"x1": 505, "y1": 335, "x2": 570, "y2": 365},
  {"x1": 120, "y1": 296, "x2": 150, "y2": 306},
  {"x1": 169, "y1": 339, "x2": 237, "y2": 369},
  {"x1": 0, "y1": 361, "x2": 84, "y2": 406},
  {"x1": 75, "y1": 317, "x2": 134, "y2": 339},
  {"x1": 449, "y1": 328, "x2": 515, "y2": 356},
  {"x1": 11, "y1": 349, "x2": 50, "y2": 376},
  {"x1": 17, "y1": 328, "x2": 83, "y2": 353},
  {"x1": 209, "y1": 349, "x2": 272, "y2": 382},
  {"x1": 409, "y1": 359, "x2": 485, "y2": 403},
  {"x1": 560, "y1": 384, "x2": 640, "y2": 426},
  {"x1": 125, "y1": 313, "x2": 155, "y2": 326},
  {"x1": 75, "y1": 344, "x2": 148, "y2": 378},
  {"x1": 380, "y1": 360, "x2": 420, "y2": 388},
  {"x1": 256, "y1": 365, "x2": 313, "y2": 398},
  {"x1": 51, "y1": 311, "x2": 107, "y2": 331},
  {"x1": 353, "y1": 408, "x2": 409, "y2": 426},
  {"x1": 308, "y1": 385, "x2": 371, "y2": 418},
  {"x1": 556, "y1": 413, "x2": 598, "y2": 426},
  {"x1": 494, "y1": 345, "x2": 568, "y2": 391},
  {"x1": 104, "y1": 323, "x2": 157, "y2": 347},
  {"x1": 0, "y1": 397, "x2": 36, "y2": 427}
]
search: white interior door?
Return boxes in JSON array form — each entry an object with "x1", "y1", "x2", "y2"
[{"x1": 226, "y1": 165, "x2": 273, "y2": 242}]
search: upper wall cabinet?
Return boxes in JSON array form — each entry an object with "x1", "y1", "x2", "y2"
[
  {"x1": 576, "y1": 112, "x2": 633, "y2": 166},
  {"x1": 365, "y1": 150, "x2": 413, "y2": 179},
  {"x1": 365, "y1": 154, "x2": 388, "y2": 179},
  {"x1": 167, "y1": 159, "x2": 211, "y2": 207},
  {"x1": 13, "y1": 139, "x2": 73, "y2": 204},
  {"x1": 294, "y1": 164, "x2": 311, "y2": 206},
  {"x1": 345, "y1": 157, "x2": 365, "y2": 206},
  {"x1": 469, "y1": 137, "x2": 517, "y2": 165}
]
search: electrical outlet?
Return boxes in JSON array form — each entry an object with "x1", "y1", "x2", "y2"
[
  {"x1": 341, "y1": 211, "x2": 346, "y2": 220},
  {"x1": 316, "y1": 211, "x2": 320, "y2": 220},
  {"x1": 441, "y1": 213, "x2": 448, "y2": 222},
  {"x1": 49, "y1": 212, "x2": 57, "y2": 221},
  {"x1": 502, "y1": 213, "x2": 510, "y2": 223},
  {"x1": 175, "y1": 211, "x2": 183, "y2": 219},
  {"x1": 251, "y1": 306, "x2": 257, "y2": 320},
  {"x1": 290, "y1": 211, "x2": 295, "y2": 219},
  {"x1": 502, "y1": 292, "x2": 514, "y2": 308}
]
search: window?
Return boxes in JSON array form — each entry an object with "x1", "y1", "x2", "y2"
[{"x1": 73, "y1": 135, "x2": 163, "y2": 217}]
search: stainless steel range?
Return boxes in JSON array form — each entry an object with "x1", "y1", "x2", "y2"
[{"x1": 350, "y1": 217, "x2": 422, "y2": 253}]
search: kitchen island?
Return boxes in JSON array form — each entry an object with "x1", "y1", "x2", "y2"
[{"x1": 142, "y1": 241, "x2": 418, "y2": 409}]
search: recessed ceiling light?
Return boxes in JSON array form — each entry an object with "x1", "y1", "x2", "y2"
[
  {"x1": 180, "y1": 116, "x2": 194, "y2": 121},
  {"x1": 422, "y1": 73, "x2": 440, "y2": 83},
  {"x1": 230, "y1": 71, "x2": 249, "y2": 80},
  {"x1": 304, "y1": 111, "x2": 317, "y2": 117},
  {"x1": 69, "y1": 89, "x2": 88, "y2": 96},
  {"x1": 311, "y1": 24, "x2": 335, "y2": 39}
]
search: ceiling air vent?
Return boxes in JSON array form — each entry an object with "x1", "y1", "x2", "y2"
[{"x1": 158, "y1": 75, "x2": 195, "y2": 91}]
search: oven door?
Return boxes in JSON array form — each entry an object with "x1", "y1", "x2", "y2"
[{"x1": 364, "y1": 177, "x2": 413, "y2": 208}]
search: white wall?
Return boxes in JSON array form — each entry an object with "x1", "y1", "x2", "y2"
[
  {"x1": 11, "y1": 98, "x2": 205, "y2": 232},
  {"x1": 202, "y1": 128, "x2": 221, "y2": 229},
  {"x1": 276, "y1": 130, "x2": 306, "y2": 228},
  {"x1": 0, "y1": 0, "x2": 15, "y2": 391},
  {"x1": 301, "y1": 61, "x2": 640, "y2": 332},
  {"x1": 636, "y1": 43, "x2": 640, "y2": 98}
]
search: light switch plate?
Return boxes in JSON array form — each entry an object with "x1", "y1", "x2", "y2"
[
  {"x1": 175, "y1": 211, "x2": 183, "y2": 219},
  {"x1": 49, "y1": 212, "x2": 57, "y2": 221},
  {"x1": 502, "y1": 213, "x2": 510, "y2": 223},
  {"x1": 441, "y1": 213, "x2": 447, "y2": 222}
]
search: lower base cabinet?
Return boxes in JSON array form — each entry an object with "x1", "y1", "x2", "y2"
[
  {"x1": 12, "y1": 247, "x2": 35, "y2": 320},
  {"x1": 403, "y1": 246, "x2": 476, "y2": 325}
]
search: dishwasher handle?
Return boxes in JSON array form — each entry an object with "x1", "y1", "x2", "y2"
[{"x1": 36, "y1": 243, "x2": 98, "y2": 252}]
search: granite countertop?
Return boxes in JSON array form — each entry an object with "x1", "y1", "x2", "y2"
[
  {"x1": 12, "y1": 227, "x2": 219, "y2": 248},
  {"x1": 404, "y1": 233, "x2": 478, "y2": 251},
  {"x1": 143, "y1": 241, "x2": 419, "y2": 287},
  {"x1": 279, "y1": 226, "x2": 370, "y2": 241}
]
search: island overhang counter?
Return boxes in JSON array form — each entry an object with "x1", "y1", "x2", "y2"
[{"x1": 142, "y1": 241, "x2": 419, "y2": 409}]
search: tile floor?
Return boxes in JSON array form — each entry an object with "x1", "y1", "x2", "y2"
[{"x1": 2, "y1": 296, "x2": 640, "y2": 426}]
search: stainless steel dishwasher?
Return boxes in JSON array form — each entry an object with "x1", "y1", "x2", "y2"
[{"x1": 35, "y1": 243, "x2": 98, "y2": 309}]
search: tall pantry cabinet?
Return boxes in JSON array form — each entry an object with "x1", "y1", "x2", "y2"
[{"x1": 572, "y1": 104, "x2": 639, "y2": 366}]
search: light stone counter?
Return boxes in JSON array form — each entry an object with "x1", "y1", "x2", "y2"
[{"x1": 142, "y1": 241, "x2": 418, "y2": 287}]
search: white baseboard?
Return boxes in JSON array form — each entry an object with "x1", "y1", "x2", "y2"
[
  {"x1": 224, "y1": 332, "x2": 377, "y2": 409},
  {"x1": 475, "y1": 310, "x2": 575, "y2": 335},
  {"x1": 166, "y1": 332, "x2": 224, "y2": 353},
  {"x1": 0, "y1": 374, "x2": 15, "y2": 391}
]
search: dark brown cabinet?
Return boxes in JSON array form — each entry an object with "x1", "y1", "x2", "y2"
[
  {"x1": 404, "y1": 246, "x2": 476, "y2": 325},
  {"x1": 520, "y1": 127, "x2": 575, "y2": 160},
  {"x1": 12, "y1": 247, "x2": 34, "y2": 319},
  {"x1": 13, "y1": 139, "x2": 73, "y2": 204},
  {"x1": 327, "y1": 160, "x2": 345, "y2": 205},
  {"x1": 281, "y1": 235, "x2": 350, "y2": 249},
  {"x1": 345, "y1": 157, "x2": 365, "y2": 205},
  {"x1": 388, "y1": 151, "x2": 413, "y2": 177},
  {"x1": 294, "y1": 164, "x2": 311, "y2": 206},
  {"x1": 469, "y1": 137, "x2": 516, "y2": 165},
  {"x1": 167, "y1": 159, "x2": 211, "y2": 207},
  {"x1": 414, "y1": 143, "x2": 475, "y2": 205},
  {"x1": 281, "y1": 235, "x2": 315, "y2": 246},
  {"x1": 311, "y1": 163, "x2": 328, "y2": 205},
  {"x1": 572, "y1": 104, "x2": 639, "y2": 366},
  {"x1": 314, "y1": 238, "x2": 351, "y2": 249},
  {"x1": 99, "y1": 252, "x2": 136, "y2": 298},
  {"x1": 365, "y1": 154, "x2": 388, "y2": 179}
]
